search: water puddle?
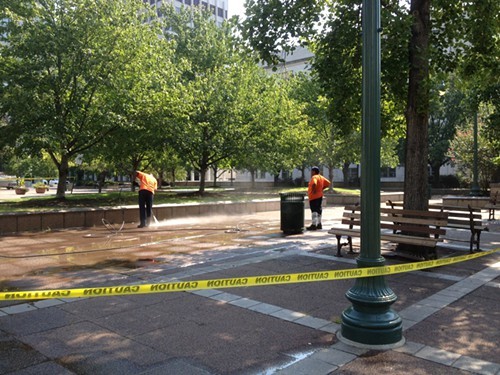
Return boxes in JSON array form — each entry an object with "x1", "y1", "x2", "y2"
[{"x1": 1, "y1": 219, "x2": 282, "y2": 280}]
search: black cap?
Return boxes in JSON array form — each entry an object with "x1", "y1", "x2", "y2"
[{"x1": 312, "y1": 166, "x2": 320, "y2": 173}]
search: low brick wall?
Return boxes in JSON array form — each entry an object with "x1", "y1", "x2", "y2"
[
  {"x1": 0, "y1": 192, "x2": 405, "y2": 234},
  {"x1": 442, "y1": 195, "x2": 491, "y2": 208},
  {"x1": 0, "y1": 200, "x2": 281, "y2": 234}
]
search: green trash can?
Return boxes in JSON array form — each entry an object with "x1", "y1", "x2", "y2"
[{"x1": 280, "y1": 193, "x2": 305, "y2": 234}]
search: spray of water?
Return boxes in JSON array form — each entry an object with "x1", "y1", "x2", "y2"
[
  {"x1": 152, "y1": 215, "x2": 160, "y2": 226},
  {"x1": 150, "y1": 214, "x2": 256, "y2": 228}
]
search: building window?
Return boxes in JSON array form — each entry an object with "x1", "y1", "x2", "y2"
[
  {"x1": 217, "y1": 7, "x2": 223, "y2": 17},
  {"x1": 381, "y1": 167, "x2": 396, "y2": 178},
  {"x1": 185, "y1": 0, "x2": 192, "y2": 4}
]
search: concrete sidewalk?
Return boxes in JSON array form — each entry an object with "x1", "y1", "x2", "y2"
[{"x1": 0, "y1": 206, "x2": 499, "y2": 374}]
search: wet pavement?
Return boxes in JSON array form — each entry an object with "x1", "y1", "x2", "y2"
[{"x1": 0, "y1": 205, "x2": 499, "y2": 374}]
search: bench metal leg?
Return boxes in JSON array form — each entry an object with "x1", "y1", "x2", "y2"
[
  {"x1": 335, "y1": 235, "x2": 353, "y2": 257},
  {"x1": 335, "y1": 235, "x2": 343, "y2": 257},
  {"x1": 470, "y1": 231, "x2": 482, "y2": 253},
  {"x1": 423, "y1": 247, "x2": 429, "y2": 260},
  {"x1": 347, "y1": 236, "x2": 354, "y2": 254},
  {"x1": 426, "y1": 246, "x2": 438, "y2": 260},
  {"x1": 488, "y1": 207, "x2": 495, "y2": 221}
]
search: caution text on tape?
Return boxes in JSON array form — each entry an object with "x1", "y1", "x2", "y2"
[{"x1": 1, "y1": 248, "x2": 498, "y2": 301}]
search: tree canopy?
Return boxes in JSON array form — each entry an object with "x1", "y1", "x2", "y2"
[
  {"x1": 0, "y1": 0, "x2": 164, "y2": 197},
  {"x1": 241, "y1": 0, "x2": 499, "y2": 205}
]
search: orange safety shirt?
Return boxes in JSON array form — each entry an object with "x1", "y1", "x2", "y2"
[
  {"x1": 136, "y1": 171, "x2": 157, "y2": 194},
  {"x1": 308, "y1": 174, "x2": 330, "y2": 201}
]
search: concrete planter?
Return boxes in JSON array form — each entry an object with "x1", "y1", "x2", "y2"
[{"x1": 15, "y1": 187, "x2": 28, "y2": 195}]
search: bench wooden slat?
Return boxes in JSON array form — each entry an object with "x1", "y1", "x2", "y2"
[
  {"x1": 380, "y1": 233, "x2": 442, "y2": 246},
  {"x1": 445, "y1": 223, "x2": 485, "y2": 230},
  {"x1": 340, "y1": 218, "x2": 446, "y2": 236},
  {"x1": 380, "y1": 207, "x2": 448, "y2": 219},
  {"x1": 327, "y1": 229, "x2": 442, "y2": 247},
  {"x1": 388, "y1": 202, "x2": 480, "y2": 211},
  {"x1": 347, "y1": 205, "x2": 449, "y2": 218},
  {"x1": 434, "y1": 211, "x2": 479, "y2": 219},
  {"x1": 381, "y1": 215, "x2": 448, "y2": 227},
  {"x1": 342, "y1": 210, "x2": 448, "y2": 227}
]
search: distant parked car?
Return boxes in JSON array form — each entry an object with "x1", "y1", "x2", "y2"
[
  {"x1": 49, "y1": 179, "x2": 71, "y2": 189},
  {"x1": 0, "y1": 176, "x2": 17, "y2": 189}
]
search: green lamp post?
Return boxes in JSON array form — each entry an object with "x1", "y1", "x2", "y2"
[{"x1": 339, "y1": 0, "x2": 403, "y2": 346}]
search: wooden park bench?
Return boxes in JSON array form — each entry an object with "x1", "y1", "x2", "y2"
[
  {"x1": 386, "y1": 200, "x2": 488, "y2": 253},
  {"x1": 328, "y1": 204, "x2": 448, "y2": 260},
  {"x1": 484, "y1": 191, "x2": 497, "y2": 221}
]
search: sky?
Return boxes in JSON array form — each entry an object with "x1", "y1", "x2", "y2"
[{"x1": 227, "y1": 0, "x2": 246, "y2": 18}]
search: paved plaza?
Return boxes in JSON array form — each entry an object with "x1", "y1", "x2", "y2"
[{"x1": 0, "y1": 205, "x2": 499, "y2": 374}]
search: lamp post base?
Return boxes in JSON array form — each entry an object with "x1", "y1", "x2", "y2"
[
  {"x1": 337, "y1": 331, "x2": 405, "y2": 350},
  {"x1": 341, "y1": 304, "x2": 403, "y2": 346},
  {"x1": 341, "y1": 258, "x2": 403, "y2": 346}
]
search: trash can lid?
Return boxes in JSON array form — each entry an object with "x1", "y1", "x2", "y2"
[{"x1": 280, "y1": 192, "x2": 305, "y2": 201}]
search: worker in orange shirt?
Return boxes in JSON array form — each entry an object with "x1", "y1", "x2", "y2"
[
  {"x1": 135, "y1": 170, "x2": 158, "y2": 228},
  {"x1": 307, "y1": 166, "x2": 330, "y2": 230}
]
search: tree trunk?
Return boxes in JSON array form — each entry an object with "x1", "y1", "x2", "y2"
[
  {"x1": 198, "y1": 167, "x2": 206, "y2": 194},
  {"x1": 404, "y1": 0, "x2": 431, "y2": 211},
  {"x1": 327, "y1": 164, "x2": 334, "y2": 191},
  {"x1": 97, "y1": 171, "x2": 106, "y2": 193},
  {"x1": 342, "y1": 162, "x2": 350, "y2": 187},
  {"x1": 170, "y1": 168, "x2": 176, "y2": 187},
  {"x1": 56, "y1": 155, "x2": 70, "y2": 199},
  {"x1": 250, "y1": 169, "x2": 256, "y2": 189},
  {"x1": 156, "y1": 171, "x2": 164, "y2": 189},
  {"x1": 212, "y1": 166, "x2": 218, "y2": 188}
]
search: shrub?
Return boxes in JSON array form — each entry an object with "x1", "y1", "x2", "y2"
[{"x1": 440, "y1": 175, "x2": 461, "y2": 188}]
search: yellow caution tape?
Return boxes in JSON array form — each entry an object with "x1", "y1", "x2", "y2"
[{"x1": 1, "y1": 248, "x2": 498, "y2": 301}]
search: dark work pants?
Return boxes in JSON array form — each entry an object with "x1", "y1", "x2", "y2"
[
  {"x1": 138, "y1": 189, "x2": 154, "y2": 226},
  {"x1": 309, "y1": 197, "x2": 323, "y2": 216}
]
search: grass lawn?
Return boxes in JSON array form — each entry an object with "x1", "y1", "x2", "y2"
[{"x1": 0, "y1": 187, "x2": 359, "y2": 214}]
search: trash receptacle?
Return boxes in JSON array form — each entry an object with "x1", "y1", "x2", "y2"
[{"x1": 280, "y1": 193, "x2": 305, "y2": 234}]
